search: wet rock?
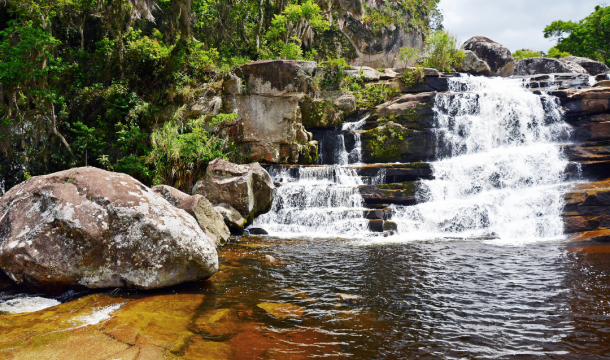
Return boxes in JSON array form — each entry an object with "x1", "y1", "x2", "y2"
[
  {"x1": 248, "y1": 228, "x2": 269, "y2": 236},
  {"x1": 360, "y1": 122, "x2": 435, "y2": 163},
  {"x1": 192, "y1": 159, "x2": 275, "y2": 223},
  {"x1": 359, "y1": 182, "x2": 418, "y2": 206},
  {"x1": 594, "y1": 80, "x2": 610, "y2": 88},
  {"x1": 523, "y1": 73, "x2": 590, "y2": 91},
  {"x1": 375, "y1": 92, "x2": 436, "y2": 129},
  {"x1": 462, "y1": 36, "x2": 515, "y2": 77},
  {"x1": 368, "y1": 219, "x2": 384, "y2": 232},
  {"x1": 573, "y1": 122, "x2": 610, "y2": 142},
  {"x1": 514, "y1": 57, "x2": 574, "y2": 76},
  {"x1": 337, "y1": 294, "x2": 364, "y2": 306},
  {"x1": 552, "y1": 88, "x2": 610, "y2": 116},
  {"x1": 457, "y1": 50, "x2": 492, "y2": 76},
  {"x1": 560, "y1": 60, "x2": 588, "y2": 74},
  {"x1": 383, "y1": 221, "x2": 398, "y2": 232},
  {"x1": 214, "y1": 203, "x2": 247, "y2": 233},
  {"x1": 193, "y1": 308, "x2": 240, "y2": 337},
  {"x1": 264, "y1": 255, "x2": 277, "y2": 264},
  {"x1": 364, "y1": 208, "x2": 392, "y2": 220},
  {"x1": 257, "y1": 302, "x2": 305, "y2": 319},
  {"x1": 0, "y1": 270, "x2": 13, "y2": 290},
  {"x1": 0, "y1": 167, "x2": 218, "y2": 293},
  {"x1": 179, "y1": 195, "x2": 230, "y2": 246},
  {"x1": 560, "y1": 56, "x2": 610, "y2": 76},
  {"x1": 563, "y1": 179, "x2": 610, "y2": 234}
]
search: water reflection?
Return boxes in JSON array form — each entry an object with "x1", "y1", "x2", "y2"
[{"x1": 1, "y1": 237, "x2": 609, "y2": 359}]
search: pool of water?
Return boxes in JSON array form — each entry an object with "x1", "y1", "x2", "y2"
[{"x1": 1, "y1": 236, "x2": 609, "y2": 359}]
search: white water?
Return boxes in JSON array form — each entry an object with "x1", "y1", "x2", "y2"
[
  {"x1": 391, "y1": 75, "x2": 573, "y2": 244},
  {"x1": 255, "y1": 75, "x2": 574, "y2": 243},
  {"x1": 252, "y1": 116, "x2": 371, "y2": 237},
  {"x1": 0, "y1": 296, "x2": 60, "y2": 314}
]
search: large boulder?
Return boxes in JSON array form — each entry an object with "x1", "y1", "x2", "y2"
[
  {"x1": 214, "y1": 203, "x2": 248, "y2": 233},
  {"x1": 561, "y1": 56, "x2": 610, "y2": 76},
  {"x1": 153, "y1": 185, "x2": 231, "y2": 246},
  {"x1": 514, "y1": 57, "x2": 574, "y2": 76},
  {"x1": 0, "y1": 167, "x2": 218, "y2": 293},
  {"x1": 457, "y1": 50, "x2": 492, "y2": 76},
  {"x1": 462, "y1": 36, "x2": 515, "y2": 77},
  {"x1": 192, "y1": 159, "x2": 275, "y2": 223},
  {"x1": 178, "y1": 195, "x2": 231, "y2": 246}
]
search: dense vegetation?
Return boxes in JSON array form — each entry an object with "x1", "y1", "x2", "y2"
[
  {"x1": 0, "y1": 0, "x2": 441, "y2": 192},
  {"x1": 544, "y1": 5, "x2": 610, "y2": 64}
]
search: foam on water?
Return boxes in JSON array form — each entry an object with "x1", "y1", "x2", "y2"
[
  {"x1": 0, "y1": 296, "x2": 61, "y2": 314},
  {"x1": 72, "y1": 303, "x2": 124, "y2": 328}
]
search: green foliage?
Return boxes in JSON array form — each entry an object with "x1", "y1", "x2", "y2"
[
  {"x1": 398, "y1": 46, "x2": 420, "y2": 67},
  {"x1": 350, "y1": 82, "x2": 401, "y2": 109},
  {"x1": 544, "y1": 5, "x2": 610, "y2": 64},
  {"x1": 422, "y1": 30, "x2": 465, "y2": 72},
  {"x1": 547, "y1": 46, "x2": 572, "y2": 59},
  {"x1": 364, "y1": 0, "x2": 441, "y2": 34},
  {"x1": 513, "y1": 49, "x2": 542, "y2": 60},
  {"x1": 263, "y1": 0, "x2": 329, "y2": 60},
  {"x1": 147, "y1": 112, "x2": 238, "y2": 192},
  {"x1": 400, "y1": 67, "x2": 425, "y2": 88}
]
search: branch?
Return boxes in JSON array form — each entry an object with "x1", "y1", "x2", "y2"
[{"x1": 46, "y1": 103, "x2": 73, "y2": 155}]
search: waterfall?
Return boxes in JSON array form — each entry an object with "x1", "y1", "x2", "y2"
[
  {"x1": 253, "y1": 75, "x2": 574, "y2": 243},
  {"x1": 252, "y1": 115, "x2": 370, "y2": 237},
  {"x1": 392, "y1": 75, "x2": 573, "y2": 244}
]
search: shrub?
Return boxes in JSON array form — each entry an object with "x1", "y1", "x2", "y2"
[
  {"x1": 547, "y1": 46, "x2": 572, "y2": 59},
  {"x1": 398, "y1": 46, "x2": 420, "y2": 67},
  {"x1": 513, "y1": 49, "x2": 542, "y2": 60},
  {"x1": 422, "y1": 31, "x2": 465, "y2": 72},
  {"x1": 147, "y1": 111, "x2": 238, "y2": 192}
]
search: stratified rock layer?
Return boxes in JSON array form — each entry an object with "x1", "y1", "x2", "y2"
[{"x1": 0, "y1": 167, "x2": 218, "y2": 293}]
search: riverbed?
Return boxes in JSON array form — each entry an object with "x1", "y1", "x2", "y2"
[{"x1": 1, "y1": 236, "x2": 608, "y2": 359}]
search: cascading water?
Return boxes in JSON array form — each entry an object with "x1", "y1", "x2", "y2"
[
  {"x1": 392, "y1": 75, "x2": 573, "y2": 244},
  {"x1": 252, "y1": 115, "x2": 371, "y2": 237}
]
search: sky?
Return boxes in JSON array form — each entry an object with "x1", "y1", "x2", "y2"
[{"x1": 439, "y1": 0, "x2": 604, "y2": 52}]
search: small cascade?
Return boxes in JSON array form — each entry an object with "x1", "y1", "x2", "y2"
[
  {"x1": 392, "y1": 75, "x2": 573, "y2": 243},
  {"x1": 252, "y1": 115, "x2": 372, "y2": 237}
]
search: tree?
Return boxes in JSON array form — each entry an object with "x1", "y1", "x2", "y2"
[{"x1": 544, "y1": 5, "x2": 610, "y2": 64}]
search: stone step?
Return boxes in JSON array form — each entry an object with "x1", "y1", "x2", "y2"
[
  {"x1": 363, "y1": 208, "x2": 392, "y2": 220},
  {"x1": 267, "y1": 163, "x2": 432, "y2": 184},
  {"x1": 359, "y1": 182, "x2": 419, "y2": 206},
  {"x1": 368, "y1": 219, "x2": 398, "y2": 233}
]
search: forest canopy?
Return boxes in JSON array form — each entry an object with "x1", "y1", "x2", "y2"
[{"x1": 0, "y1": 0, "x2": 441, "y2": 192}]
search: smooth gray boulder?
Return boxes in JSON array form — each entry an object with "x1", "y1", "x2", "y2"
[
  {"x1": 0, "y1": 167, "x2": 218, "y2": 294},
  {"x1": 514, "y1": 57, "x2": 573, "y2": 76},
  {"x1": 462, "y1": 36, "x2": 515, "y2": 77},
  {"x1": 192, "y1": 159, "x2": 275, "y2": 223},
  {"x1": 214, "y1": 203, "x2": 248, "y2": 232},
  {"x1": 153, "y1": 185, "x2": 230, "y2": 246},
  {"x1": 179, "y1": 195, "x2": 231, "y2": 246},
  {"x1": 561, "y1": 56, "x2": 610, "y2": 76},
  {"x1": 457, "y1": 50, "x2": 492, "y2": 76}
]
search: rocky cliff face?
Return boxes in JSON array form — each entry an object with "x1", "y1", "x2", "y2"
[{"x1": 320, "y1": 0, "x2": 425, "y2": 68}]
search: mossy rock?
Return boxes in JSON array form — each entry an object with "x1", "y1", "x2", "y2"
[{"x1": 360, "y1": 122, "x2": 435, "y2": 163}]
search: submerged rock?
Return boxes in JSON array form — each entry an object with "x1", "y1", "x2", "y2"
[
  {"x1": 192, "y1": 159, "x2": 275, "y2": 223},
  {"x1": 0, "y1": 167, "x2": 218, "y2": 293},
  {"x1": 257, "y1": 302, "x2": 305, "y2": 319},
  {"x1": 462, "y1": 36, "x2": 515, "y2": 77}
]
